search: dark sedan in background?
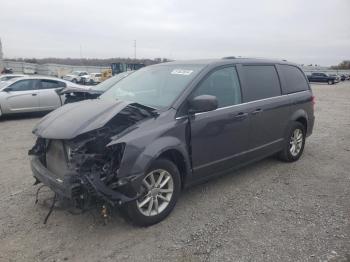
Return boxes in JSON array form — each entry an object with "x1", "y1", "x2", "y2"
[{"x1": 307, "y1": 72, "x2": 337, "y2": 84}]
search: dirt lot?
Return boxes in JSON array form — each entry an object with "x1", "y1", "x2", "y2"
[{"x1": 0, "y1": 82, "x2": 349, "y2": 262}]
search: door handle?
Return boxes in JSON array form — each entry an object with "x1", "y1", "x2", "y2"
[
  {"x1": 251, "y1": 108, "x2": 263, "y2": 115},
  {"x1": 32, "y1": 93, "x2": 37, "y2": 96},
  {"x1": 234, "y1": 112, "x2": 248, "y2": 120}
]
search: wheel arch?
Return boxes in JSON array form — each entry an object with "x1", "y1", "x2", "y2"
[
  {"x1": 118, "y1": 136, "x2": 192, "y2": 188},
  {"x1": 158, "y1": 149, "x2": 188, "y2": 188},
  {"x1": 290, "y1": 109, "x2": 309, "y2": 134},
  {"x1": 295, "y1": 116, "x2": 308, "y2": 133}
]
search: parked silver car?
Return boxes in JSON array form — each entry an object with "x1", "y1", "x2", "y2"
[{"x1": 0, "y1": 76, "x2": 80, "y2": 116}]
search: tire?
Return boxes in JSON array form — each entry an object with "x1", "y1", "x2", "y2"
[
  {"x1": 72, "y1": 79, "x2": 77, "y2": 83},
  {"x1": 278, "y1": 122, "x2": 306, "y2": 162},
  {"x1": 122, "y1": 158, "x2": 181, "y2": 226},
  {"x1": 328, "y1": 80, "x2": 334, "y2": 85}
]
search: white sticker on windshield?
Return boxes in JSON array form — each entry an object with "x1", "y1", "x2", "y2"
[{"x1": 171, "y1": 69, "x2": 193, "y2": 76}]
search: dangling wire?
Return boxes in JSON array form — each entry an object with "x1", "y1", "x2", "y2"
[
  {"x1": 43, "y1": 193, "x2": 57, "y2": 224},
  {"x1": 35, "y1": 185, "x2": 46, "y2": 204}
]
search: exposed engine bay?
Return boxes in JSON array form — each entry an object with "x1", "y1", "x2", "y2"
[{"x1": 29, "y1": 102, "x2": 157, "y2": 216}]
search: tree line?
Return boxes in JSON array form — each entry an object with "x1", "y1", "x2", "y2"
[{"x1": 331, "y1": 60, "x2": 350, "y2": 70}]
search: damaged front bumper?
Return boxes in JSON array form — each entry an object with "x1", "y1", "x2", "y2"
[
  {"x1": 31, "y1": 156, "x2": 143, "y2": 207},
  {"x1": 31, "y1": 156, "x2": 79, "y2": 199}
]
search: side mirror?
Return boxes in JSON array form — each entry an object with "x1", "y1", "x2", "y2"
[{"x1": 189, "y1": 95, "x2": 218, "y2": 114}]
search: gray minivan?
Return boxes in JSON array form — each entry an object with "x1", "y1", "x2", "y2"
[{"x1": 29, "y1": 58, "x2": 315, "y2": 226}]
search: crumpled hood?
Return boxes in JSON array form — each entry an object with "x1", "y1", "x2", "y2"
[{"x1": 33, "y1": 99, "x2": 135, "y2": 140}]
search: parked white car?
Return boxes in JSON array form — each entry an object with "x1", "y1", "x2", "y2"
[
  {"x1": 0, "y1": 76, "x2": 80, "y2": 116},
  {"x1": 62, "y1": 71, "x2": 89, "y2": 83},
  {"x1": 80, "y1": 72, "x2": 102, "y2": 85}
]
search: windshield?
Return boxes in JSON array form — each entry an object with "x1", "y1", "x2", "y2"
[
  {"x1": 100, "y1": 64, "x2": 205, "y2": 108},
  {"x1": 91, "y1": 72, "x2": 132, "y2": 92},
  {"x1": 71, "y1": 71, "x2": 80, "y2": 75}
]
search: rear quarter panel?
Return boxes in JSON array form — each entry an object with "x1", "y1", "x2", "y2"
[{"x1": 288, "y1": 90, "x2": 314, "y2": 136}]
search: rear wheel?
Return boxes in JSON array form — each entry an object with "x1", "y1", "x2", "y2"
[
  {"x1": 279, "y1": 122, "x2": 306, "y2": 162},
  {"x1": 122, "y1": 158, "x2": 181, "y2": 226}
]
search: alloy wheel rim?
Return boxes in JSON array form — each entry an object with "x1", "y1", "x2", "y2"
[
  {"x1": 290, "y1": 128, "x2": 303, "y2": 157},
  {"x1": 137, "y1": 169, "x2": 174, "y2": 217}
]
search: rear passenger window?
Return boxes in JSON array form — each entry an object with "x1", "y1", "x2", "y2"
[
  {"x1": 279, "y1": 65, "x2": 309, "y2": 94},
  {"x1": 240, "y1": 65, "x2": 281, "y2": 102},
  {"x1": 40, "y1": 80, "x2": 66, "y2": 89},
  {"x1": 191, "y1": 67, "x2": 241, "y2": 108}
]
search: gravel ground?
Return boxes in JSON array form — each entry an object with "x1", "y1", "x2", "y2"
[{"x1": 0, "y1": 82, "x2": 349, "y2": 262}]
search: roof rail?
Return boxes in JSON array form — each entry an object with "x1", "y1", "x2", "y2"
[{"x1": 222, "y1": 56, "x2": 236, "y2": 59}]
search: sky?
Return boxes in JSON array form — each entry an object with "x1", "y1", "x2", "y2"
[{"x1": 0, "y1": 0, "x2": 349, "y2": 66}]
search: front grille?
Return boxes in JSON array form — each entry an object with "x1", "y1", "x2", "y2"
[{"x1": 46, "y1": 140, "x2": 70, "y2": 179}]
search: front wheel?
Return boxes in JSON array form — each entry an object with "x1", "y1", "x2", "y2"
[
  {"x1": 328, "y1": 80, "x2": 334, "y2": 85},
  {"x1": 122, "y1": 158, "x2": 181, "y2": 226},
  {"x1": 278, "y1": 122, "x2": 306, "y2": 162}
]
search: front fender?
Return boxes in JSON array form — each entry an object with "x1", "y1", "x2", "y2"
[{"x1": 118, "y1": 136, "x2": 191, "y2": 181}]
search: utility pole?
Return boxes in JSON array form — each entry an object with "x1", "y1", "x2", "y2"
[{"x1": 134, "y1": 40, "x2": 136, "y2": 60}]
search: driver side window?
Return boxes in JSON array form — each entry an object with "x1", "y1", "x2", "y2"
[{"x1": 191, "y1": 67, "x2": 242, "y2": 108}]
